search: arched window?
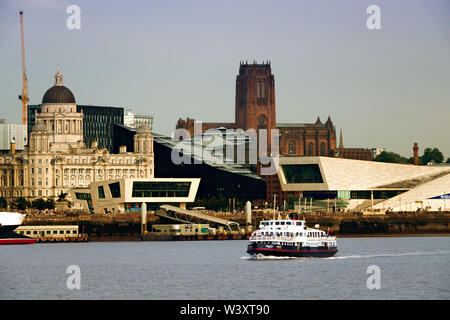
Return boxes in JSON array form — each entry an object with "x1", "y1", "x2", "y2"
[
  {"x1": 288, "y1": 141, "x2": 296, "y2": 155},
  {"x1": 257, "y1": 79, "x2": 266, "y2": 98},
  {"x1": 320, "y1": 142, "x2": 326, "y2": 156},
  {"x1": 307, "y1": 142, "x2": 314, "y2": 156}
]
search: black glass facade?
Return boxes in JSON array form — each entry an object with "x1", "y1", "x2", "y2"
[
  {"x1": 112, "y1": 126, "x2": 266, "y2": 201},
  {"x1": 153, "y1": 140, "x2": 266, "y2": 200},
  {"x1": 132, "y1": 181, "x2": 191, "y2": 198},
  {"x1": 77, "y1": 105, "x2": 124, "y2": 152},
  {"x1": 27, "y1": 105, "x2": 42, "y2": 135},
  {"x1": 282, "y1": 164, "x2": 324, "y2": 183}
]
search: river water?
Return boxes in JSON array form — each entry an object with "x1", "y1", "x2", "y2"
[{"x1": 0, "y1": 236, "x2": 449, "y2": 300}]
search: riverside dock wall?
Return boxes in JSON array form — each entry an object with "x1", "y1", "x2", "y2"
[{"x1": 20, "y1": 211, "x2": 450, "y2": 241}]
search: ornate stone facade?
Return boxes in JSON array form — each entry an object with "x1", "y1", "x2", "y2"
[{"x1": 0, "y1": 70, "x2": 153, "y2": 203}]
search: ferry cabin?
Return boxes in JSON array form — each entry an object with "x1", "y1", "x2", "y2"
[{"x1": 250, "y1": 219, "x2": 337, "y2": 248}]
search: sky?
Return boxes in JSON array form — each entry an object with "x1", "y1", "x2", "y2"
[{"x1": 0, "y1": 0, "x2": 449, "y2": 159}]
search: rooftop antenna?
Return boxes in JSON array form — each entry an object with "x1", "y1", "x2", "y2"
[{"x1": 18, "y1": 11, "x2": 29, "y2": 125}]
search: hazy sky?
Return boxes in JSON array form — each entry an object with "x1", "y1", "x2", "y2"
[{"x1": 1, "y1": 0, "x2": 449, "y2": 158}]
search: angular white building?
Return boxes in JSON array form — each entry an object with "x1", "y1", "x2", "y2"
[
  {"x1": 275, "y1": 156, "x2": 450, "y2": 212},
  {"x1": 70, "y1": 177, "x2": 200, "y2": 213}
]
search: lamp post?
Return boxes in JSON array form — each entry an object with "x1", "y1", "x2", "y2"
[{"x1": 273, "y1": 194, "x2": 276, "y2": 220}]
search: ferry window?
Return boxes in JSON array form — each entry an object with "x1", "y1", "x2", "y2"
[
  {"x1": 286, "y1": 222, "x2": 291, "y2": 225},
  {"x1": 296, "y1": 222, "x2": 301, "y2": 226},
  {"x1": 46, "y1": 231, "x2": 51, "y2": 234},
  {"x1": 53, "y1": 230, "x2": 57, "y2": 234},
  {"x1": 280, "y1": 222, "x2": 285, "y2": 226},
  {"x1": 60, "y1": 230, "x2": 64, "y2": 234},
  {"x1": 275, "y1": 222, "x2": 279, "y2": 225},
  {"x1": 26, "y1": 231, "x2": 31, "y2": 235},
  {"x1": 33, "y1": 231, "x2": 38, "y2": 235}
]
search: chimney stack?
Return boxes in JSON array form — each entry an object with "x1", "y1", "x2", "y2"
[
  {"x1": 10, "y1": 137, "x2": 16, "y2": 155},
  {"x1": 413, "y1": 142, "x2": 419, "y2": 165}
]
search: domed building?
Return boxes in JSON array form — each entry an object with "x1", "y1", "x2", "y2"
[
  {"x1": 0, "y1": 69, "x2": 154, "y2": 206},
  {"x1": 30, "y1": 68, "x2": 83, "y2": 152}
]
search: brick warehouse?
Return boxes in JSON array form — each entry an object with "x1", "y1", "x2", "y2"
[{"x1": 176, "y1": 61, "x2": 371, "y2": 204}]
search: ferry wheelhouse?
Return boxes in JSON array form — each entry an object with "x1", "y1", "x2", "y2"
[{"x1": 247, "y1": 218, "x2": 337, "y2": 258}]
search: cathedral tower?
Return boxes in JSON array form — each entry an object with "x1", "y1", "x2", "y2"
[{"x1": 235, "y1": 61, "x2": 276, "y2": 134}]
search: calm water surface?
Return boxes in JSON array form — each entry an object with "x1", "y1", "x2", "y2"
[{"x1": 1, "y1": 237, "x2": 449, "y2": 299}]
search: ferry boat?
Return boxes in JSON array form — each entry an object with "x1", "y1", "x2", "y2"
[
  {"x1": 0, "y1": 212, "x2": 37, "y2": 245},
  {"x1": 247, "y1": 218, "x2": 337, "y2": 258}
]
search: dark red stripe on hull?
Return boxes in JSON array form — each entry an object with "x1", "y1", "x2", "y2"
[
  {"x1": 0, "y1": 238, "x2": 37, "y2": 245},
  {"x1": 248, "y1": 245, "x2": 338, "y2": 258}
]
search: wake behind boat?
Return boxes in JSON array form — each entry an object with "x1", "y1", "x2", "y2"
[
  {"x1": 0, "y1": 211, "x2": 37, "y2": 245},
  {"x1": 247, "y1": 218, "x2": 337, "y2": 258}
]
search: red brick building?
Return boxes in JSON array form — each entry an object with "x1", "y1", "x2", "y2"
[{"x1": 175, "y1": 62, "x2": 370, "y2": 204}]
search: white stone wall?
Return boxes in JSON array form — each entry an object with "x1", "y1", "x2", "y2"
[
  {"x1": 277, "y1": 156, "x2": 450, "y2": 191},
  {"x1": 374, "y1": 172, "x2": 450, "y2": 211}
]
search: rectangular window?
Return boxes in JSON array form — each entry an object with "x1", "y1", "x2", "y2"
[
  {"x1": 282, "y1": 164, "x2": 324, "y2": 184},
  {"x1": 108, "y1": 182, "x2": 121, "y2": 198},
  {"x1": 98, "y1": 186, "x2": 105, "y2": 199},
  {"x1": 131, "y1": 181, "x2": 191, "y2": 198}
]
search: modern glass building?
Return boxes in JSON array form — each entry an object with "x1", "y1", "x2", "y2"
[
  {"x1": 28, "y1": 104, "x2": 124, "y2": 152},
  {"x1": 112, "y1": 125, "x2": 267, "y2": 201},
  {"x1": 70, "y1": 177, "x2": 201, "y2": 213},
  {"x1": 77, "y1": 105, "x2": 124, "y2": 151}
]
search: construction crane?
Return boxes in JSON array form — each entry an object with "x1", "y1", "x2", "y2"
[{"x1": 18, "y1": 11, "x2": 29, "y2": 125}]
